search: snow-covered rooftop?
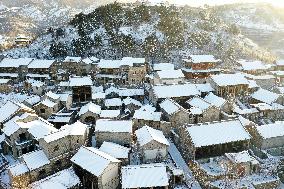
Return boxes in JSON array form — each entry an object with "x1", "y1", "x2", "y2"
[
  {"x1": 121, "y1": 163, "x2": 169, "y2": 188},
  {"x1": 184, "y1": 55, "x2": 219, "y2": 64},
  {"x1": 99, "y1": 141, "x2": 130, "y2": 159},
  {"x1": 187, "y1": 97, "x2": 213, "y2": 111},
  {"x1": 8, "y1": 162, "x2": 29, "y2": 176},
  {"x1": 40, "y1": 99, "x2": 57, "y2": 108},
  {"x1": 0, "y1": 58, "x2": 33, "y2": 68},
  {"x1": 45, "y1": 91, "x2": 60, "y2": 100},
  {"x1": 30, "y1": 167, "x2": 80, "y2": 189},
  {"x1": 95, "y1": 119, "x2": 132, "y2": 133},
  {"x1": 118, "y1": 88, "x2": 144, "y2": 97},
  {"x1": 78, "y1": 102, "x2": 101, "y2": 116},
  {"x1": 100, "y1": 110, "x2": 120, "y2": 118},
  {"x1": 156, "y1": 69, "x2": 184, "y2": 79},
  {"x1": 28, "y1": 59, "x2": 55, "y2": 69},
  {"x1": 187, "y1": 120, "x2": 251, "y2": 147},
  {"x1": 153, "y1": 84, "x2": 200, "y2": 99},
  {"x1": 225, "y1": 150, "x2": 258, "y2": 164},
  {"x1": 238, "y1": 60, "x2": 268, "y2": 71},
  {"x1": 135, "y1": 126, "x2": 169, "y2": 146},
  {"x1": 204, "y1": 92, "x2": 226, "y2": 108},
  {"x1": 71, "y1": 146, "x2": 120, "y2": 176},
  {"x1": 22, "y1": 150, "x2": 50, "y2": 171},
  {"x1": 211, "y1": 73, "x2": 249, "y2": 86},
  {"x1": 123, "y1": 97, "x2": 142, "y2": 107},
  {"x1": 133, "y1": 109, "x2": 161, "y2": 121},
  {"x1": 153, "y1": 63, "x2": 174, "y2": 71},
  {"x1": 63, "y1": 56, "x2": 81, "y2": 62},
  {"x1": 43, "y1": 121, "x2": 87, "y2": 143},
  {"x1": 105, "y1": 98, "x2": 122, "y2": 107},
  {"x1": 251, "y1": 88, "x2": 279, "y2": 104},
  {"x1": 69, "y1": 76, "x2": 92, "y2": 87},
  {"x1": 256, "y1": 123, "x2": 284, "y2": 139},
  {"x1": 159, "y1": 98, "x2": 182, "y2": 115}
]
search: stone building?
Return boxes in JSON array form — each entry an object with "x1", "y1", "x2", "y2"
[
  {"x1": 99, "y1": 141, "x2": 130, "y2": 165},
  {"x1": 0, "y1": 58, "x2": 33, "y2": 80},
  {"x1": 186, "y1": 96, "x2": 220, "y2": 123},
  {"x1": 0, "y1": 79, "x2": 12, "y2": 93},
  {"x1": 179, "y1": 119, "x2": 251, "y2": 160},
  {"x1": 149, "y1": 83, "x2": 200, "y2": 105},
  {"x1": 71, "y1": 146, "x2": 121, "y2": 189},
  {"x1": 182, "y1": 55, "x2": 220, "y2": 80},
  {"x1": 210, "y1": 73, "x2": 250, "y2": 98},
  {"x1": 69, "y1": 76, "x2": 92, "y2": 103},
  {"x1": 246, "y1": 123, "x2": 284, "y2": 150},
  {"x1": 152, "y1": 69, "x2": 185, "y2": 85},
  {"x1": 27, "y1": 59, "x2": 56, "y2": 81},
  {"x1": 78, "y1": 102, "x2": 101, "y2": 124},
  {"x1": 96, "y1": 57, "x2": 148, "y2": 86},
  {"x1": 0, "y1": 101, "x2": 35, "y2": 128},
  {"x1": 121, "y1": 163, "x2": 169, "y2": 189},
  {"x1": 39, "y1": 121, "x2": 88, "y2": 168},
  {"x1": 135, "y1": 126, "x2": 169, "y2": 163},
  {"x1": 133, "y1": 105, "x2": 162, "y2": 130},
  {"x1": 159, "y1": 98, "x2": 191, "y2": 131},
  {"x1": 238, "y1": 60, "x2": 271, "y2": 75},
  {"x1": 2, "y1": 114, "x2": 57, "y2": 158},
  {"x1": 34, "y1": 92, "x2": 61, "y2": 119},
  {"x1": 95, "y1": 119, "x2": 132, "y2": 147}
]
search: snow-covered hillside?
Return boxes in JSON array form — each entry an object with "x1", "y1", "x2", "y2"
[{"x1": 3, "y1": 3, "x2": 276, "y2": 65}]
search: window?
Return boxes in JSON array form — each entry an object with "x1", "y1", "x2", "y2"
[
  {"x1": 40, "y1": 109, "x2": 45, "y2": 113},
  {"x1": 54, "y1": 145, "x2": 59, "y2": 152}
]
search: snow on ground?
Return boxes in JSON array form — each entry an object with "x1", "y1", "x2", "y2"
[{"x1": 168, "y1": 140, "x2": 202, "y2": 189}]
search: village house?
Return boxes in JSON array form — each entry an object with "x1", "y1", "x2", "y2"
[
  {"x1": 99, "y1": 141, "x2": 130, "y2": 165},
  {"x1": 0, "y1": 58, "x2": 33, "y2": 80},
  {"x1": 118, "y1": 88, "x2": 145, "y2": 101},
  {"x1": 135, "y1": 126, "x2": 169, "y2": 163},
  {"x1": 0, "y1": 79, "x2": 12, "y2": 93},
  {"x1": 232, "y1": 99, "x2": 259, "y2": 122},
  {"x1": 237, "y1": 60, "x2": 272, "y2": 75},
  {"x1": 152, "y1": 69, "x2": 185, "y2": 85},
  {"x1": 8, "y1": 149, "x2": 51, "y2": 187},
  {"x1": 27, "y1": 59, "x2": 56, "y2": 82},
  {"x1": 133, "y1": 105, "x2": 162, "y2": 130},
  {"x1": 34, "y1": 91, "x2": 62, "y2": 119},
  {"x1": 250, "y1": 88, "x2": 283, "y2": 105},
  {"x1": 95, "y1": 119, "x2": 132, "y2": 147},
  {"x1": 204, "y1": 92, "x2": 232, "y2": 114},
  {"x1": 149, "y1": 83, "x2": 201, "y2": 105},
  {"x1": 182, "y1": 55, "x2": 220, "y2": 80},
  {"x1": 244, "y1": 73, "x2": 276, "y2": 90},
  {"x1": 57, "y1": 93, "x2": 73, "y2": 110},
  {"x1": 186, "y1": 96, "x2": 220, "y2": 123},
  {"x1": 92, "y1": 92, "x2": 106, "y2": 106},
  {"x1": 39, "y1": 121, "x2": 88, "y2": 168},
  {"x1": 28, "y1": 167, "x2": 81, "y2": 189},
  {"x1": 47, "y1": 111, "x2": 77, "y2": 129},
  {"x1": 57, "y1": 56, "x2": 88, "y2": 76},
  {"x1": 71, "y1": 146, "x2": 121, "y2": 189},
  {"x1": 195, "y1": 83, "x2": 215, "y2": 97},
  {"x1": 69, "y1": 76, "x2": 92, "y2": 103},
  {"x1": 96, "y1": 57, "x2": 148, "y2": 86},
  {"x1": 159, "y1": 98, "x2": 191, "y2": 131},
  {"x1": 104, "y1": 98, "x2": 122, "y2": 110},
  {"x1": 99, "y1": 110, "x2": 121, "y2": 120},
  {"x1": 210, "y1": 73, "x2": 250, "y2": 98},
  {"x1": 121, "y1": 163, "x2": 169, "y2": 189},
  {"x1": 247, "y1": 123, "x2": 284, "y2": 150},
  {"x1": 78, "y1": 102, "x2": 101, "y2": 124},
  {"x1": 2, "y1": 113, "x2": 57, "y2": 158},
  {"x1": 152, "y1": 63, "x2": 175, "y2": 72},
  {"x1": 0, "y1": 101, "x2": 35, "y2": 128},
  {"x1": 122, "y1": 97, "x2": 142, "y2": 115},
  {"x1": 23, "y1": 95, "x2": 41, "y2": 108},
  {"x1": 179, "y1": 119, "x2": 251, "y2": 160},
  {"x1": 225, "y1": 150, "x2": 260, "y2": 176},
  {"x1": 275, "y1": 59, "x2": 284, "y2": 71}
]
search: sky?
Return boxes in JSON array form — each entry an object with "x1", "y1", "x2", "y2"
[{"x1": 147, "y1": 0, "x2": 284, "y2": 7}]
